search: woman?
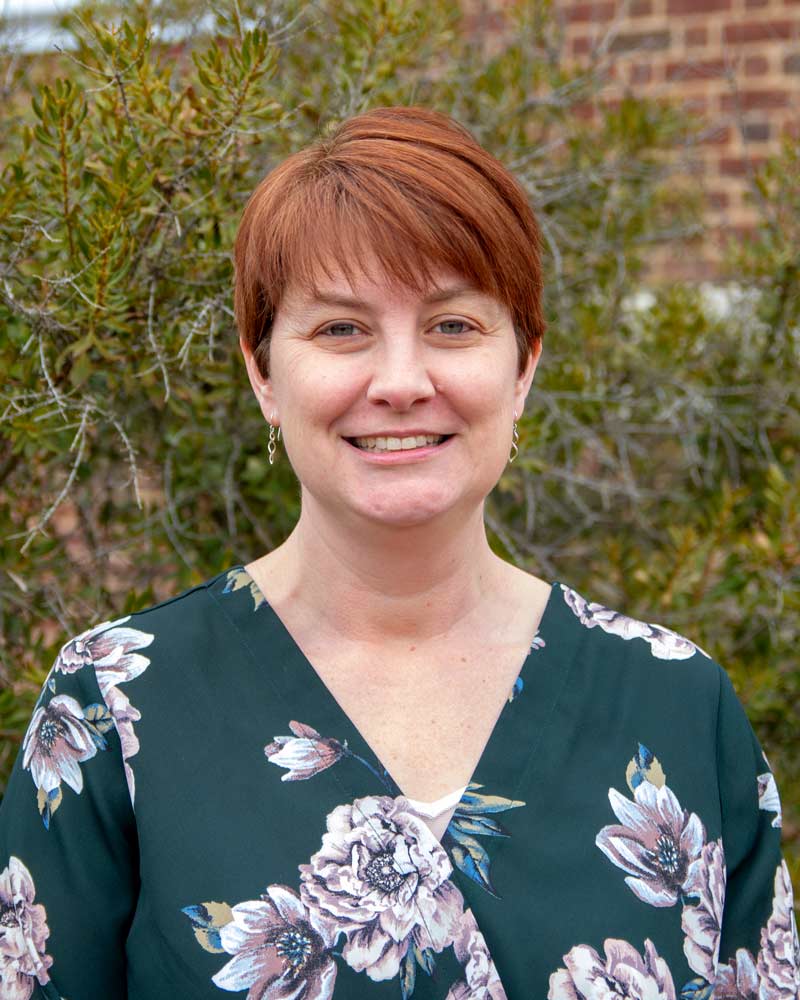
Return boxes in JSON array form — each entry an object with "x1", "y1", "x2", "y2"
[{"x1": 0, "y1": 106, "x2": 796, "y2": 1000}]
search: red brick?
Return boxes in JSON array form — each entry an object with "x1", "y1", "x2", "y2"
[
  {"x1": 745, "y1": 0, "x2": 769, "y2": 6},
  {"x1": 723, "y1": 20, "x2": 795, "y2": 44},
  {"x1": 630, "y1": 0, "x2": 653, "y2": 13},
  {"x1": 572, "y1": 35, "x2": 592, "y2": 55},
  {"x1": 719, "y1": 89, "x2": 791, "y2": 110},
  {"x1": 609, "y1": 29, "x2": 671, "y2": 53},
  {"x1": 573, "y1": 101, "x2": 596, "y2": 120},
  {"x1": 719, "y1": 156, "x2": 767, "y2": 175},
  {"x1": 630, "y1": 63, "x2": 653, "y2": 84},
  {"x1": 686, "y1": 27, "x2": 708, "y2": 45},
  {"x1": 697, "y1": 125, "x2": 732, "y2": 144},
  {"x1": 681, "y1": 95, "x2": 709, "y2": 113},
  {"x1": 666, "y1": 59, "x2": 728, "y2": 80},
  {"x1": 564, "y1": 2, "x2": 614, "y2": 21},
  {"x1": 742, "y1": 121, "x2": 771, "y2": 140},
  {"x1": 668, "y1": 0, "x2": 730, "y2": 10},
  {"x1": 785, "y1": 53, "x2": 800, "y2": 72},
  {"x1": 744, "y1": 55, "x2": 769, "y2": 74},
  {"x1": 707, "y1": 190, "x2": 730, "y2": 210}
]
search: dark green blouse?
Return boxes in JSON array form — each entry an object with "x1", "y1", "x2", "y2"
[{"x1": 1, "y1": 564, "x2": 798, "y2": 1000}]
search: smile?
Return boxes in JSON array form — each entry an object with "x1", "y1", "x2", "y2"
[
  {"x1": 342, "y1": 434, "x2": 455, "y2": 460},
  {"x1": 347, "y1": 434, "x2": 452, "y2": 452}
]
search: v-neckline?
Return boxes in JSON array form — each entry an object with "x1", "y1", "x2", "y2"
[{"x1": 220, "y1": 563, "x2": 572, "y2": 831}]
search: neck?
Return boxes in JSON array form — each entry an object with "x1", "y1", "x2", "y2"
[{"x1": 258, "y1": 498, "x2": 512, "y2": 646}]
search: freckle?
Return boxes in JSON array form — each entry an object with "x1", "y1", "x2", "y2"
[
  {"x1": 409, "y1": 645, "x2": 416, "y2": 652},
  {"x1": 460, "y1": 657, "x2": 466, "y2": 662}
]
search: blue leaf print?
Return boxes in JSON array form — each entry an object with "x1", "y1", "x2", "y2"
[
  {"x1": 181, "y1": 902, "x2": 232, "y2": 954},
  {"x1": 449, "y1": 832, "x2": 497, "y2": 897},
  {"x1": 680, "y1": 977, "x2": 714, "y2": 1000},
  {"x1": 400, "y1": 948, "x2": 416, "y2": 999},
  {"x1": 449, "y1": 814, "x2": 509, "y2": 839},
  {"x1": 456, "y1": 782, "x2": 525, "y2": 815},
  {"x1": 625, "y1": 743, "x2": 666, "y2": 794},
  {"x1": 39, "y1": 786, "x2": 61, "y2": 831},
  {"x1": 413, "y1": 945, "x2": 436, "y2": 976},
  {"x1": 444, "y1": 783, "x2": 524, "y2": 895},
  {"x1": 84, "y1": 703, "x2": 115, "y2": 735}
]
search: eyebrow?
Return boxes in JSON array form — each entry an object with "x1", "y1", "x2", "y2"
[{"x1": 305, "y1": 283, "x2": 482, "y2": 311}]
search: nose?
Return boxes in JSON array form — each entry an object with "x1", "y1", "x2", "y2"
[{"x1": 364, "y1": 336, "x2": 437, "y2": 411}]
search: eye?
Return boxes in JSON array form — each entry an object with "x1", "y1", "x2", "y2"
[
  {"x1": 318, "y1": 323, "x2": 362, "y2": 338},
  {"x1": 434, "y1": 319, "x2": 475, "y2": 336}
]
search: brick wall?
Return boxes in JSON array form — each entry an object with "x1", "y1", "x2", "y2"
[{"x1": 470, "y1": 0, "x2": 800, "y2": 282}]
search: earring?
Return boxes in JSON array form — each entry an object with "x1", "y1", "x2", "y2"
[
  {"x1": 267, "y1": 412, "x2": 281, "y2": 466},
  {"x1": 509, "y1": 410, "x2": 519, "y2": 463}
]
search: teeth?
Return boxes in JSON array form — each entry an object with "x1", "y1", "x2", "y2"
[{"x1": 353, "y1": 434, "x2": 445, "y2": 451}]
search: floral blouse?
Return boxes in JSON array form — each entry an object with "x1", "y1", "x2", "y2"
[{"x1": 1, "y1": 564, "x2": 798, "y2": 1000}]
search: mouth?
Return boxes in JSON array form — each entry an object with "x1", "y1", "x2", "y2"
[{"x1": 343, "y1": 434, "x2": 454, "y2": 453}]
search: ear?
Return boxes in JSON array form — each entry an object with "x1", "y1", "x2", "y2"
[
  {"x1": 513, "y1": 339, "x2": 542, "y2": 418},
  {"x1": 240, "y1": 336, "x2": 279, "y2": 426}
]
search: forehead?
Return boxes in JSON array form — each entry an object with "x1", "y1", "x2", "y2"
[{"x1": 282, "y1": 258, "x2": 491, "y2": 314}]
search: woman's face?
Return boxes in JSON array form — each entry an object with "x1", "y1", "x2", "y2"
[{"x1": 241, "y1": 255, "x2": 540, "y2": 530}]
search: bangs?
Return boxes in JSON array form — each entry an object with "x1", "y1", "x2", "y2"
[{"x1": 263, "y1": 167, "x2": 507, "y2": 308}]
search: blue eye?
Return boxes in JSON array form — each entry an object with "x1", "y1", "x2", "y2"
[
  {"x1": 436, "y1": 320, "x2": 473, "y2": 335},
  {"x1": 319, "y1": 323, "x2": 360, "y2": 338}
]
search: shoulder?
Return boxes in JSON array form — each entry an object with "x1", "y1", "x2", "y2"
[
  {"x1": 551, "y1": 581, "x2": 725, "y2": 706},
  {"x1": 51, "y1": 565, "x2": 248, "y2": 678},
  {"x1": 557, "y1": 582, "x2": 713, "y2": 663}
]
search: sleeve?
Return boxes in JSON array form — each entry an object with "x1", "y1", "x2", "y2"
[
  {"x1": 713, "y1": 663, "x2": 800, "y2": 998},
  {"x1": 0, "y1": 624, "x2": 139, "y2": 1000}
]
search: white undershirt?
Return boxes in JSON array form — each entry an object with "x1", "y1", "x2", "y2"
[{"x1": 402, "y1": 784, "x2": 468, "y2": 841}]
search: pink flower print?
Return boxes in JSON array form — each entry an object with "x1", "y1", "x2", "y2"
[
  {"x1": 445, "y1": 908, "x2": 508, "y2": 999},
  {"x1": 211, "y1": 886, "x2": 336, "y2": 1000},
  {"x1": 715, "y1": 949, "x2": 759, "y2": 1000},
  {"x1": 299, "y1": 795, "x2": 463, "y2": 982},
  {"x1": 681, "y1": 839, "x2": 726, "y2": 981},
  {"x1": 22, "y1": 694, "x2": 99, "y2": 797},
  {"x1": 548, "y1": 938, "x2": 676, "y2": 1000},
  {"x1": 0, "y1": 857, "x2": 53, "y2": 1000},
  {"x1": 49, "y1": 617, "x2": 153, "y2": 807},
  {"x1": 595, "y1": 781, "x2": 706, "y2": 906},
  {"x1": 53, "y1": 616, "x2": 133, "y2": 674},
  {"x1": 264, "y1": 722, "x2": 344, "y2": 781},
  {"x1": 756, "y1": 861, "x2": 800, "y2": 1000}
]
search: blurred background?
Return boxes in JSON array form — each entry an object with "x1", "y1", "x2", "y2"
[{"x1": 1, "y1": 0, "x2": 798, "y2": 885}]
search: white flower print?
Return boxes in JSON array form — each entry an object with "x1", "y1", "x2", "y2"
[
  {"x1": 757, "y1": 771, "x2": 782, "y2": 829},
  {"x1": 56, "y1": 618, "x2": 154, "y2": 805},
  {"x1": 715, "y1": 948, "x2": 759, "y2": 1000},
  {"x1": 298, "y1": 795, "x2": 463, "y2": 982},
  {"x1": 595, "y1": 780, "x2": 706, "y2": 906},
  {"x1": 681, "y1": 839, "x2": 726, "y2": 981},
  {"x1": 548, "y1": 937, "x2": 676, "y2": 1000},
  {"x1": 560, "y1": 585, "x2": 711, "y2": 660},
  {"x1": 756, "y1": 860, "x2": 800, "y2": 1000},
  {"x1": 445, "y1": 908, "x2": 507, "y2": 999},
  {"x1": 715, "y1": 861, "x2": 800, "y2": 999},
  {"x1": 0, "y1": 857, "x2": 53, "y2": 1000},
  {"x1": 22, "y1": 694, "x2": 100, "y2": 820},
  {"x1": 211, "y1": 886, "x2": 337, "y2": 1000},
  {"x1": 265, "y1": 721, "x2": 345, "y2": 781}
]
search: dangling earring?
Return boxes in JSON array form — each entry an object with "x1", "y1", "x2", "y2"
[
  {"x1": 509, "y1": 410, "x2": 520, "y2": 463},
  {"x1": 267, "y1": 412, "x2": 281, "y2": 466}
]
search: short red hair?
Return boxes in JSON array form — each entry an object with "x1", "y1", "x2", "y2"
[{"x1": 233, "y1": 105, "x2": 546, "y2": 378}]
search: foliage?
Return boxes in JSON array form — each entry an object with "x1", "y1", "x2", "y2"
[{"x1": 0, "y1": 0, "x2": 797, "y2": 889}]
